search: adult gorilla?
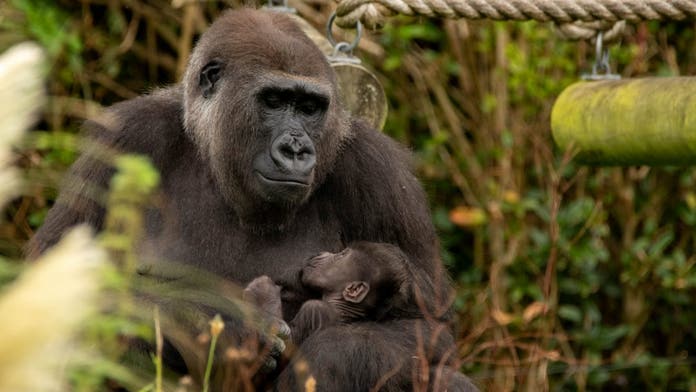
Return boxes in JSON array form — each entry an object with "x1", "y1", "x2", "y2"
[{"x1": 29, "y1": 8, "x2": 469, "y2": 391}]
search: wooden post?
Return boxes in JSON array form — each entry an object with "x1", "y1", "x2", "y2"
[{"x1": 552, "y1": 77, "x2": 696, "y2": 165}]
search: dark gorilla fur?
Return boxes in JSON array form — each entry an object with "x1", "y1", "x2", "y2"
[{"x1": 28, "y1": 8, "x2": 476, "y2": 392}]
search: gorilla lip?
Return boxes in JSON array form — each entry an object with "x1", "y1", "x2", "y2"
[{"x1": 256, "y1": 172, "x2": 310, "y2": 187}]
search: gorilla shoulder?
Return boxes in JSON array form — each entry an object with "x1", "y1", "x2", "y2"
[
  {"x1": 84, "y1": 86, "x2": 185, "y2": 170},
  {"x1": 326, "y1": 119, "x2": 436, "y2": 263}
]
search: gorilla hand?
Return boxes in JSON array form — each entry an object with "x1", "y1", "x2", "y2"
[
  {"x1": 244, "y1": 275, "x2": 283, "y2": 319},
  {"x1": 243, "y1": 275, "x2": 291, "y2": 371}
]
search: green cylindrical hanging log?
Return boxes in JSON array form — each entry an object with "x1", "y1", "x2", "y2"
[{"x1": 551, "y1": 77, "x2": 696, "y2": 165}]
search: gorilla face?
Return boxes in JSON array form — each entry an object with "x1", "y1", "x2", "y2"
[
  {"x1": 182, "y1": 10, "x2": 350, "y2": 222},
  {"x1": 250, "y1": 78, "x2": 329, "y2": 203}
]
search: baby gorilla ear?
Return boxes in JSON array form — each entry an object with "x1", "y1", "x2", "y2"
[{"x1": 342, "y1": 281, "x2": 370, "y2": 303}]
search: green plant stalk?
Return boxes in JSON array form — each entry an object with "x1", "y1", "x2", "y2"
[
  {"x1": 137, "y1": 383, "x2": 154, "y2": 392},
  {"x1": 202, "y1": 331, "x2": 219, "y2": 392},
  {"x1": 154, "y1": 307, "x2": 163, "y2": 392},
  {"x1": 155, "y1": 355, "x2": 162, "y2": 392}
]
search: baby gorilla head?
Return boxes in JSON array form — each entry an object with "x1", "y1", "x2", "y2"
[{"x1": 301, "y1": 242, "x2": 410, "y2": 320}]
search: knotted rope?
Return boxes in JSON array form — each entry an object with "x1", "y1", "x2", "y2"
[{"x1": 334, "y1": 0, "x2": 696, "y2": 33}]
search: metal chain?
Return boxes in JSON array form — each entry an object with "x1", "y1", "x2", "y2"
[{"x1": 333, "y1": 0, "x2": 696, "y2": 29}]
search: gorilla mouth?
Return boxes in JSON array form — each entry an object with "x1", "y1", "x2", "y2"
[{"x1": 256, "y1": 172, "x2": 310, "y2": 187}]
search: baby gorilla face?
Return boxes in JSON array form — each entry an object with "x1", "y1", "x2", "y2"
[
  {"x1": 301, "y1": 248, "x2": 373, "y2": 305},
  {"x1": 301, "y1": 248, "x2": 360, "y2": 292},
  {"x1": 299, "y1": 243, "x2": 411, "y2": 322}
]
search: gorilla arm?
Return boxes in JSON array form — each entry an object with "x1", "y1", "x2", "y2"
[
  {"x1": 26, "y1": 87, "x2": 183, "y2": 259},
  {"x1": 325, "y1": 119, "x2": 452, "y2": 320}
]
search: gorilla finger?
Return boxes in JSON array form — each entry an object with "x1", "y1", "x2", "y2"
[
  {"x1": 261, "y1": 356, "x2": 277, "y2": 373},
  {"x1": 269, "y1": 336, "x2": 286, "y2": 358},
  {"x1": 276, "y1": 319, "x2": 291, "y2": 340}
]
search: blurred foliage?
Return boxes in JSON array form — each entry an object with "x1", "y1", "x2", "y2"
[
  {"x1": 2, "y1": 0, "x2": 696, "y2": 390},
  {"x1": 378, "y1": 16, "x2": 696, "y2": 391}
]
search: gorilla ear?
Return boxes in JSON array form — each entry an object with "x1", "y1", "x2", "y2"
[
  {"x1": 342, "y1": 281, "x2": 369, "y2": 303},
  {"x1": 199, "y1": 61, "x2": 221, "y2": 98}
]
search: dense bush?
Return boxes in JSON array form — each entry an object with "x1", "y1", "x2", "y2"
[{"x1": 2, "y1": 0, "x2": 696, "y2": 390}]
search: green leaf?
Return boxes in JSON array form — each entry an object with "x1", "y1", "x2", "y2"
[{"x1": 558, "y1": 304, "x2": 582, "y2": 323}]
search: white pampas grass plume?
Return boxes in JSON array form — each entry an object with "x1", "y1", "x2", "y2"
[
  {"x1": 0, "y1": 42, "x2": 46, "y2": 209},
  {"x1": 0, "y1": 226, "x2": 107, "y2": 392}
]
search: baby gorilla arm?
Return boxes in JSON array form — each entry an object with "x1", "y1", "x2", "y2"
[{"x1": 289, "y1": 300, "x2": 339, "y2": 346}]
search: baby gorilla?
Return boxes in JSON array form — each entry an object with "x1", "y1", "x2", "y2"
[
  {"x1": 244, "y1": 242, "x2": 413, "y2": 346},
  {"x1": 245, "y1": 243, "x2": 480, "y2": 391}
]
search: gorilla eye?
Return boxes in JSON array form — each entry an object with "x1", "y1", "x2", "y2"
[
  {"x1": 298, "y1": 100, "x2": 318, "y2": 116},
  {"x1": 262, "y1": 90, "x2": 284, "y2": 109},
  {"x1": 297, "y1": 96, "x2": 327, "y2": 116},
  {"x1": 199, "y1": 61, "x2": 222, "y2": 99}
]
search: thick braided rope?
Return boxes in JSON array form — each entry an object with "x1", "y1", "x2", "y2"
[{"x1": 334, "y1": 0, "x2": 696, "y2": 29}]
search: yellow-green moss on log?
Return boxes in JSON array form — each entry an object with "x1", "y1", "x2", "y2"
[{"x1": 551, "y1": 78, "x2": 696, "y2": 165}]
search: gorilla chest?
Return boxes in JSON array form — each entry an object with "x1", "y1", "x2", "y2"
[
  {"x1": 147, "y1": 167, "x2": 344, "y2": 286},
  {"x1": 234, "y1": 220, "x2": 345, "y2": 284}
]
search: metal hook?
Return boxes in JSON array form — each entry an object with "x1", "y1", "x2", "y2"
[
  {"x1": 582, "y1": 31, "x2": 620, "y2": 81},
  {"x1": 332, "y1": 42, "x2": 352, "y2": 57},
  {"x1": 326, "y1": 13, "x2": 362, "y2": 56}
]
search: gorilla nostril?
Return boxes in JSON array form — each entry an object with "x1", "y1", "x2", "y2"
[
  {"x1": 279, "y1": 144, "x2": 296, "y2": 159},
  {"x1": 296, "y1": 146, "x2": 312, "y2": 160},
  {"x1": 271, "y1": 132, "x2": 317, "y2": 175}
]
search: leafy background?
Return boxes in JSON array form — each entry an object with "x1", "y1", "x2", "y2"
[{"x1": 2, "y1": 0, "x2": 696, "y2": 390}]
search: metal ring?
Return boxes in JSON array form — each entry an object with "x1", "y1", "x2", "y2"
[
  {"x1": 326, "y1": 12, "x2": 362, "y2": 53},
  {"x1": 582, "y1": 29, "x2": 620, "y2": 80},
  {"x1": 592, "y1": 31, "x2": 612, "y2": 74},
  {"x1": 594, "y1": 31, "x2": 604, "y2": 64},
  {"x1": 332, "y1": 42, "x2": 352, "y2": 57},
  {"x1": 599, "y1": 50, "x2": 611, "y2": 73}
]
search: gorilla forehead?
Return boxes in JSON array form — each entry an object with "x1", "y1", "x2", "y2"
[{"x1": 196, "y1": 9, "x2": 332, "y2": 79}]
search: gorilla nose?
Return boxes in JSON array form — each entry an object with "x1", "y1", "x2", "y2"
[{"x1": 271, "y1": 133, "x2": 316, "y2": 176}]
